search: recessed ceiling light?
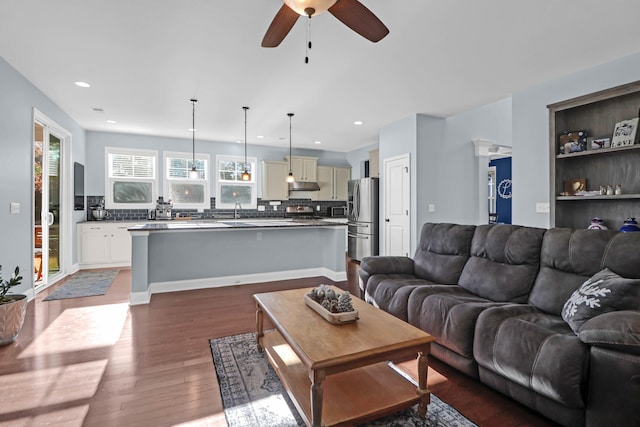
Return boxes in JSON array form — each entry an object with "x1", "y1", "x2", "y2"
[
  {"x1": 257, "y1": 135, "x2": 264, "y2": 139},
  {"x1": 236, "y1": 140, "x2": 242, "y2": 144},
  {"x1": 314, "y1": 141, "x2": 322, "y2": 145},
  {"x1": 106, "y1": 120, "x2": 117, "y2": 124},
  {"x1": 354, "y1": 121, "x2": 363, "y2": 125},
  {"x1": 75, "y1": 81, "x2": 90, "y2": 88},
  {"x1": 188, "y1": 128, "x2": 195, "y2": 132}
]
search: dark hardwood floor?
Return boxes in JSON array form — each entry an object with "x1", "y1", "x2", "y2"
[{"x1": 0, "y1": 263, "x2": 557, "y2": 426}]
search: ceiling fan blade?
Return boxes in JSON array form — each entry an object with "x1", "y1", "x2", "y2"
[
  {"x1": 328, "y1": 0, "x2": 389, "y2": 43},
  {"x1": 262, "y1": 4, "x2": 300, "y2": 47}
]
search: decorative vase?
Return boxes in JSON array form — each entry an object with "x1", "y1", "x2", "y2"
[
  {"x1": 0, "y1": 295, "x2": 28, "y2": 346},
  {"x1": 588, "y1": 217, "x2": 607, "y2": 230},
  {"x1": 619, "y1": 218, "x2": 640, "y2": 233}
]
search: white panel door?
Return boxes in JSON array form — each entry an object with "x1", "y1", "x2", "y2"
[{"x1": 383, "y1": 154, "x2": 410, "y2": 256}]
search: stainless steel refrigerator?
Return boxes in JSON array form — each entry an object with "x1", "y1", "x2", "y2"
[{"x1": 347, "y1": 177, "x2": 379, "y2": 261}]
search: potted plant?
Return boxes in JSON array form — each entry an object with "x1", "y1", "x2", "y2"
[{"x1": 0, "y1": 265, "x2": 26, "y2": 346}]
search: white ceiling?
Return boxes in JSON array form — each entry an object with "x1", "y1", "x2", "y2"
[{"x1": 2, "y1": 0, "x2": 640, "y2": 152}]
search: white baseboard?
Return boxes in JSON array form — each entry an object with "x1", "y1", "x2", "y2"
[{"x1": 129, "y1": 267, "x2": 347, "y2": 306}]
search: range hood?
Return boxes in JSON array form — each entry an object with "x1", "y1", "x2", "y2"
[{"x1": 289, "y1": 181, "x2": 320, "y2": 191}]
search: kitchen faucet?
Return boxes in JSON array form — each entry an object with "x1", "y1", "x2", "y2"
[{"x1": 234, "y1": 202, "x2": 242, "y2": 219}]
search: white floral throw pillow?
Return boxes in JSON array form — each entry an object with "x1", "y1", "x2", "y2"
[{"x1": 562, "y1": 268, "x2": 640, "y2": 334}]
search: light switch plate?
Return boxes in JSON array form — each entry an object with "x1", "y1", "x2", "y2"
[
  {"x1": 10, "y1": 202, "x2": 20, "y2": 214},
  {"x1": 536, "y1": 202, "x2": 550, "y2": 213}
]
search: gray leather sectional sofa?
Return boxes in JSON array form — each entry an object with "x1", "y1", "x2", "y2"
[{"x1": 359, "y1": 223, "x2": 640, "y2": 427}]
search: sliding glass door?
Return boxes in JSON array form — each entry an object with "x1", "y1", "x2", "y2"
[{"x1": 33, "y1": 119, "x2": 65, "y2": 290}]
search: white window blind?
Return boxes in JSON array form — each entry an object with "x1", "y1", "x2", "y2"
[
  {"x1": 105, "y1": 147, "x2": 157, "y2": 209},
  {"x1": 163, "y1": 151, "x2": 209, "y2": 210}
]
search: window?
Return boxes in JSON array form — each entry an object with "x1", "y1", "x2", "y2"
[
  {"x1": 105, "y1": 147, "x2": 157, "y2": 209},
  {"x1": 163, "y1": 151, "x2": 210, "y2": 210},
  {"x1": 215, "y1": 155, "x2": 257, "y2": 209}
]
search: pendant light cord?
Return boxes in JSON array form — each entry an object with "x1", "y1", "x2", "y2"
[
  {"x1": 288, "y1": 113, "x2": 293, "y2": 172},
  {"x1": 243, "y1": 107, "x2": 249, "y2": 169},
  {"x1": 191, "y1": 99, "x2": 197, "y2": 169}
]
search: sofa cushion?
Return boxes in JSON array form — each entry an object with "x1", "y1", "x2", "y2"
[
  {"x1": 474, "y1": 306, "x2": 589, "y2": 408},
  {"x1": 413, "y1": 223, "x2": 476, "y2": 284},
  {"x1": 411, "y1": 290, "x2": 508, "y2": 358},
  {"x1": 362, "y1": 273, "x2": 419, "y2": 305},
  {"x1": 578, "y1": 311, "x2": 640, "y2": 355},
  {"x1": 371, "y1": 278, "x2": 442, "y2": 320},
  {"x1": 457, "y1": 224, "x2": 546, "y2": 302},
  {"x1": 562, "y1": 268, "x2": 640, "y2": 333},
  {"x1": 528, "y1": 228, "x2": 618, "y2": 316}
]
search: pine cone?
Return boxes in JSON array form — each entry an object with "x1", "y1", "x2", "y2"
[{"x1": 338, "y1": 291, "x2": 354, "y2": 312}]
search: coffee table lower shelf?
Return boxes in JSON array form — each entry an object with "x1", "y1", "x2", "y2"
[{"x1": 260, "y1": 330, "x2": 426, "y2": 427}]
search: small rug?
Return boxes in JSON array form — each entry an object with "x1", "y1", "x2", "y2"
[
  {"x1": 43, "y1": 270, "x2": 119, "y2": 301},
  {"x1": 210, "y1": 332, "x2": 477, "y2": 427}
]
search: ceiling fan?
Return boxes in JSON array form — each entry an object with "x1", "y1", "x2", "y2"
[{"x1": 262, "y1": 0, "x2": 389, "y2": 48}]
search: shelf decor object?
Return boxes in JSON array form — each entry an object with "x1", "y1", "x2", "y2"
[
  {"x1": 558, "y1": 130, "x2": 587, "y2": 154},
  {"x1": 611, "y1": 117, "x2": 639, "y2": 147}
]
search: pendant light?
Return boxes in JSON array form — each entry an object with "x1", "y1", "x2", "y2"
[
  {"x1": 241, "y1": 106, "x2": 251, "y2": 181},
  {"x1": 189, "y1": 98, "x2": 199, "y2": 179},
  {"x1": 286, "y1": 113, "x2": 295, "y2": 183}
]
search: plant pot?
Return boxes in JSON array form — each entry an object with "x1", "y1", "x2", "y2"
[{"x1": 0, "y1": 294, "x2": 28, "y2": 346}]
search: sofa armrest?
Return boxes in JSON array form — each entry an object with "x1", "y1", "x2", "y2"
[
  {"x1": 358, "y1": 256, "x2": 414, "y2": 295},
  {"x1": 578, "y1": 310, "x2": 640, "y2": 356}
]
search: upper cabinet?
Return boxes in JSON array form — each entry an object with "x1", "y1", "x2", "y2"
[
  {"x1": 261, "y1": 161, "x2": 289, "y2": 200},
  {"x1": 549, "y1": 80, "x2": 640, "y2": 229},
  {"x1": 317, "y1": 166, "x2": 351, "y2": 201},
  {"x1": 368, "y1": 149, "x2": 380, "y2": 177},
  {"x1": 285, "y1": 156, "x2": 317, "y2": 182}
]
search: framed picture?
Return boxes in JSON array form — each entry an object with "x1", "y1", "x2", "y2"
[
  {"x1": 611, "y1": 118, "x2": 639, "y2": 147},
  {"x1": 564, "y1": 178, "x2": 586, "y2": 196},
  {"x1": 558, "y1": 130, "x2": 587, "y2": 154}
]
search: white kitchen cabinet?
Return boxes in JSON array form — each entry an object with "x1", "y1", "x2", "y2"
[
  {"x1": 369, "y1": 149, "x2": 380, "y2": 177},
  {"x1": 317, "y1": 166, "x2": 351, "y2": 201},
  {"x1": 285, "y1": 156, "x2": 318, "y2": 182},
  {"x1": 78, "y1": 222, "x2": 135, "y2": 268},
  {"x1": 261, "y1": 161, "x2": 289, "y2": 200}
]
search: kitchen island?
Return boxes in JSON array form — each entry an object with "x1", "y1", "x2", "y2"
[{"x1": 128, "y1": 219, "x2": 347, "y2": 305}]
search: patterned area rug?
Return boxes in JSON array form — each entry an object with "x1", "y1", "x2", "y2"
[
  {"x1": 43, "y1": 270, "x2": 119, "y2": 301},
  {"x1": 210, "y1": 332, "x2": 477, "y2": 427}
]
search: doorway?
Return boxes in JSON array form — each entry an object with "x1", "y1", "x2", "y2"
[
  {"x1": 33, "y1": 112, "x2": 69, "y2": 291},
  {"x1": 383, "y1": 153, "x2": 410, "y2": 256}
]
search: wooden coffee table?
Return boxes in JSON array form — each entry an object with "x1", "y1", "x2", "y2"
[{"x1": 254, "y1": 286, "x2": 435, "y2": 427}]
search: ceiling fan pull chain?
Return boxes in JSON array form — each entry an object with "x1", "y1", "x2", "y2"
[{"x1": 305, "y1": 15, "x2": 312, "y2": 63}]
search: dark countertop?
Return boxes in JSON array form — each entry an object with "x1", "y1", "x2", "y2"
[{"x1": 128, "y1": 218, "x2": 347, "y2": 232}]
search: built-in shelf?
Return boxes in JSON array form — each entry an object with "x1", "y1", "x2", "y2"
[
  {"x1": 549, "y1": 79, "x2": 640, "y2": 229},
  {"x1": 556, "y1": 194, "x2": 640, "y2": 201},
  {"x1": 556, "y1": 143, "x2": 640, "y2": 159}
]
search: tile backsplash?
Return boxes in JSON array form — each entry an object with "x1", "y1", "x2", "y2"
[{"x1": 85, "y1": 196, "x2": 347, "y2": 222}]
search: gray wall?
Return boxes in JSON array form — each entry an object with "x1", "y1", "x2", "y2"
[
  {"x1": 0, "y1": 57, "x2": 86, "y2": 294},
  {"x1": 86, "y1": 131, "x2": 351, "y2": 198},
  {"x1": 378, "y1": 98, "x2": 512, "y2": 254},
  {"x1": 512, "y1": 51, "x2": 640, "y2": 228}
]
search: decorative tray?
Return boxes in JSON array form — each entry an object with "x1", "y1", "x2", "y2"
[{"x1": 304, "y1": 295, "x2": 359, "y2": 324}]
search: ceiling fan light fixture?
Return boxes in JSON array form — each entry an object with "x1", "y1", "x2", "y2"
[{"x1": 284, "y1": 0, "x2": 337, "y2": 16}]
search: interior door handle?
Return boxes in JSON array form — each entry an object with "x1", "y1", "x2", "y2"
[
  {"x1": 385, "y1": 218, "x2": 390, "y2": 222},
  {"x1": 47, "y1": 212, "x2": 55, "y2": 226}
]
